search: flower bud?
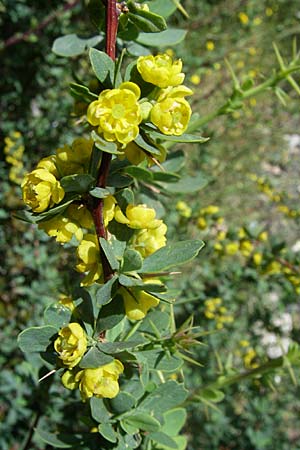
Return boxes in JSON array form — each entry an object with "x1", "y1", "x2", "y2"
[{"x1": 137, "y1": 54, "x2": 185, "y2": 88}]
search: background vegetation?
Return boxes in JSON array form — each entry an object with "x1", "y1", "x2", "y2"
[{"x1": 1, "y1": 0, "x2": 300, "y2": 449}]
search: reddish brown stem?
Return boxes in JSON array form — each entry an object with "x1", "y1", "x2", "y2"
[{"x1": 91, "y1": 0, "x2": 118, "y2": 281}]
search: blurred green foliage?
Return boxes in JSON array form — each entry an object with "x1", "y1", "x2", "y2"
[{"x1": 1, "y1": 0, "x2": 300, "y2": 449}]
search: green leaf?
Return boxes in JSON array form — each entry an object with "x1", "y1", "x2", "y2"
[
  {"x1": 199, "y1": 388, "x2": 225, "y2": 403},
  {"x1": 160, "y1": 173, "x2": 210, "y2": 193},
  {"x1": 89, "y1": 48, "x2": 114, "y2": 86},
  {"x1": 119, "y1": 274, "x2": 144, "y2": 287},
  {"x1": 161, "y1": 150, "x2": 185, "y2": 172},
  {"x1": 98, "y1": 423, "x2": 117, "y2": 443},
  {"x1": 144, "y1": 126, "x2": 209, "y2": 144},
  {"x1": 127, "y1": 3, "x2": 167, "y2": 33},
  {"x1": 60, "y1": 174, "x2": 95, "y2": 193},
  {"x1": 52, "y1": 34, "x2": 103, "y2": 57},
  {"x1": 96, "y1": 295, "x2": 125, "y2": 332},
  {"x1": 99, "y1": 238, "x2": 119, "y2": 271},
  {"x1": 127, "y1": 42, "x2": 151, "y2": 57},
  {"x1": 136, "y1": 350, "x2": 183, "y2": 372},
  {"x1": 140, "y1": 240, "x2": 205, "y2": 273},
  {"x1": 95, "y1": 275, "x2": 119, "y2": 306},
  {"x1": 135, "y1": 133, "x2": 162, "y2": 156},
  {"x1": 44, "y1": 303, "x2": 72, "y2": 330},
  {"x1": 152, "y1": 171, "x2": 180, "y2": 183},
  {"x1": 18, "y1": 326, "x2": 57, "y2": 353},
  {"x1": 69, "y1": 82, "x2": 98, "y2": 102},
  {"x1": 149, "y1": 0, "x2": 177, "y2": 17},
  {"x1": 91, "y1": 130, "x2": 121, "y2": 154},
  {"x1": 109, "y1": 391, "x2": 136, "y2": 414},
  {"x1": 34, "y1": 195, "x2": 80, "y2": 222},
  {"x1": 149, "y1": 432, "x2": 178, "y2": 449},
  {"x1": 13, "y1": 209, "x2": 38, "y2": 224},
  {"x1": 35, "y1": 429, "x2": 83, "y2": 448},
  {"x1": 90, "y1": 397, "x2": 111, "y2": 423},
  {"x1": 123, "y1": 413, "x2": 160, "y2": 432},
  {"x1": 89, "y1": 187, "x2": 112, "y2": 198},
  {"x1": 138, "y1": 310, "x2": 170, "y2": 335},
  {"x1": 137, "y1": 29, "x2": 187, "y2": 47},
  {"x1": 125, "y1": 165, "x2": 154, "y2": 182},
  {"x1": 98, "y1": 341, "x2": 141, "y2": 354},
  {"x1": 161, "y1": 408, "x2": 187, "y2": 436},
  {"x1": 79, "y1": 346, "x2": 114, "y2": 368},
  {"x1": 139, "y1": 381, "x2": 187, "y2": 413},
  {"x1": 122, "y1": 248, "x2": 143, "y2": 272}
]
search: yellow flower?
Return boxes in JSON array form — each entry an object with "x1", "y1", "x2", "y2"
[
  {"x1": 38, "y1": 204, "x2": 93, "y2": 243},
  {"x1": 206, "y1": 40, "x2": 215, "y2": 51},
  {"x1": 151, "y1": 97, "x2": 191, "y2": 136},
  {"x1": 225, "y1": 242, "x2": 239, "y2": 255},
  {"x1": 115, "y1": 204, "x2": 162, "y2": 229},
  {"x1": 137, "y1": 54, "x2": 185, "y2": 88},
  {"x1": 76, "y1": 234, "x2": 103, "y2": 285},
  {"x1": 120, "y1": 284, "x2": 160, "y2": 320},
  {"x1": 87, "y1": 82, "x2": 142, "y2": 145},
  {"x1": 176, "y1": 200, "x2": 192, "y2": 218},
  {"x1": 253, "y1": 16, "x2": 262, "y2": 26},
  {"x1": 133, "y1": 223, "x2": 167, "y2": 257},
  {"x1": 190, "y1": 74, "x2": 201, "y2": 85},
  {"x1": 103, "y1": 195, "x2": 117, "y2": 226},
  {"x1": 265, "y1": 7, "x2": 273, "y2": 16},
  {"x1": 197, "y1": 217, "x2": 207, "y2": 230},
  {"x1": 56, "y1": 137, "x2": 93, "y2": 176},
  {"x1": 58, "y1": 294, "x2": 75, "y2": 312},
  {"x1": 200, "y1": 205, "x2": 219, "y2": 215},
  {"x1": 54, "y1": 323, "x2": 87, "y2": 368},
  {"x1": 238, "y1": 12, "x2": 249, "y2": 25},
  {"x1": 240, "y1": 240, "x2": 253, "y2": 257},
  {"x1": 248, "y1": 47, "x2": 256, "y2": 56},
  {"x1": 253, "y1": 252, "x2": 263, "y2": 266},
  {"x1": 21, "y1": 168, "x2": 65, "y2": 213},
  {"x1": 75, "y1": 360, "x2": 124, "y2": 400},
  {"x1": 239, "y1": 339, "x2": 250, "y2": 347}
]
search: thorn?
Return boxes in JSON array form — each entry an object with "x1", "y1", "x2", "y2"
[{"x1": 38, "y1": 369, "x2": 56, "y2": 383}]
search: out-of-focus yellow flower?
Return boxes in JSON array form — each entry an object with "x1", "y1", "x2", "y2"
[
  {"x1": 76, "y1": 234, "x2": 103, "y2": 285},
  {"x1": 265, "y1": 261, "x2": 281, "y2": 275},
  {"x1": 238, "y1": 12, "x2": 249, "y2": 24},
  {"x1": 243, "y1": 348, "x2": 258, "y2": 368},
  {"x1": 206, "y1": 40, "x2": 215, "y2": 51},
  {"x1": 75, "y1": 360, "x2": 124, "y2": 400},
  {"x1": 253, "y1": 16, "x2": 262, "y2": 26},
  {"x1": 151, "y1": 97, "x2": 191, "y2": 136},
  {"x1": 217, "y1": 231, "x2": 226, "y2": 241},
  {"x1": 240, "y1": 240, "x2": 253, "y2": 257},
  {"x1": 248, "y1": 47, "x2": 257, "y2": 56},
  {"x1": 236, "y1": 60, "x2": 245, "y2": 69},
  {"x1": 190, "y1": 74, "x2": 201, "y2": 85},
  {"x1": 200, "y1": 205, "x2": 219, "y2": 215},
  {"x1": 253, "y1": 252, "x2": 263, "y2": 266},
  {"x1": 214, "y1": 242, "x2": 223, "y2": 252},
  {"x1": 213, "y1": 62, "x2": 221, "y2": 70},
  {"x1": 87, "y1": 82, "x2": 142, "y2": 145},
  {"x1": 22, "y1": 168, "x2": 65, "y2": 213},
  {"x1": 248, "y1": 69, "x2": 257, "y2": 78},
  {"x1": 238, "y1": 228, "x2": 246, "y2": 239},
  {"x1": 249, "y1": 98, "x2": 257, "y2": 107},
  {"x1": 137, "y1": 54, "x2": 185, "y2": 88},
  {"x1": 54, "y1": 323, "x2": 87, "y2": 368},
  {"x1": 239, "y1": 339, "x2": 250, "y2": 347},
  {"x1": 38, "y1": 204, "x2": 93, "y2": 243},
  {"x1": 197, "y1": 217, "x2": 207, "y2": 230},
  {"x1": 58, "y1": 294, "x2": 75, "y2": 312},
  {"x1": 225, "y1": 242, "x2": 239, "y2": 255},
  {"x1": 176, "y1": 200, "x2": 192, "y2": 218},
  {"x1": 56, "y1": 137, "x2": 93, "y2": 176},
  {"x1": 133, "y1": 223, "x2": 167, "y2": 257},
  {"x1": 115, "y1": 204, "x2": 162, "y2": 230},
  {"x1": 265, "y1": 7, "x2": 273, "y2": 16},
  {"x1": 120, "y1": 283, "x2": 160, "y2": 320}
]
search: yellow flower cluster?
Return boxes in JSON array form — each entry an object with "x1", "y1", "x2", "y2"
[
  {"x1": 197, "y1": 205, "x2": 220, "y2": 230},
  {"x1": 204, "y1": 298, "x2": 234, "y2": 329},
  {"x1": 54, "y1": 323, "x2": 123, "y2": 400},
  {"x1": 4, "y1": 131, "x2": 25, "y2": 184},
  {"x1": 76, "y1": 233, "x2": 103, "y2": 286},
  {"x1": 115, "y1": 204, "x2": 167, "y2": 258},
  {"x1": 238, "y1": 340, "x2": 258, "y2": 369}
]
